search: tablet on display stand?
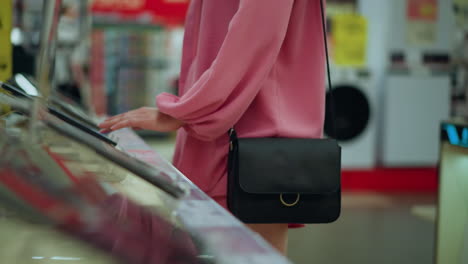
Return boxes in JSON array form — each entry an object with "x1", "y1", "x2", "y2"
[
  {"x1": 44, "y1": 115, "x2": 186, "y2": 199},
  {"x1": 0, "y1": 80, "x2": 117, "y2": 146}
]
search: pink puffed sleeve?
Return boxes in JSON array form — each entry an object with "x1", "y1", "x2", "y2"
[{"x1": 156, "y1": 0, "x2": 294, "y2": 141}]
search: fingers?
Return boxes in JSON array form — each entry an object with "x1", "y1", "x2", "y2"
[
  {"x1": 99, "y1": 114, "x2": 125, "y2": 128},
  {"x1": 99, "y1": 118, "x2": 133, "y2": 132},
  {"x1": 108, "y1": 119, "x2": 132, "y2": 131},
  {"x1": 99, "y1": 111, "x2": 135, "y2": 130},
  {"x1": 99, "y1": 108, "x2": 148, "y2": 127},
  {"x1": 99, "y1": 128, "x2": 112, "y2": 133},
  {"x1": 98, "y1": 107, "x2": 159, "y2": 132},
  {"x1": 99, "y1": 113, "x2": 140, "y2": 132}
]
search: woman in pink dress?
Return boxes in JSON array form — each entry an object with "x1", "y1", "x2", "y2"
[{"x1": 100, "y1": 0, "x2": 326, "y2": 254}]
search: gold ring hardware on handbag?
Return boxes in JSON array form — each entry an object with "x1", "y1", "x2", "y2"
[{"x1": 280, "y1": 193, "x2": 301, "y2": 207}]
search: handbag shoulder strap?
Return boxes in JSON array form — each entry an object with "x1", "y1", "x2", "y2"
[{"x1": 320, "y1": 0, "x2": 337, "y2": 139}]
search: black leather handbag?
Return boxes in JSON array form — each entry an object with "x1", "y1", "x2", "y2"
[{"x1": 226, "y1": 0, "x2": 341, "y2": 224}]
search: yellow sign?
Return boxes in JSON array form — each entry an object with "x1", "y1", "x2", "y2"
[
  {"x1": 0, "y1": 0, "x2": 12, "y2": 81},
  {"x1": 332, "y1": 14, "x2": 368, "y2": 67}
]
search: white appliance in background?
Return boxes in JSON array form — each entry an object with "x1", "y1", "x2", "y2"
[
  {"x1": 380, "y1": 74, "x2": 451, "y2": 167},
  {"x1": 325, "y1": 68, "x2": 378, "y2": 169}
]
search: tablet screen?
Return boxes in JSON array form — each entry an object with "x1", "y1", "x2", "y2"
[
  {"x1": 44, "y1": 115, "x2": 185, "y2": 199},
  {"x1": 0, "y1": 81, "x2": 117, "y2": 146}
]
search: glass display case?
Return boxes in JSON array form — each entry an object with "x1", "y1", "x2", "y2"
[{"x1": 0, "y1": 94, "x2": 292, "y2": 264}]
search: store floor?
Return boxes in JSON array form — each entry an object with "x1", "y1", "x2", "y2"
[
  {"x1": 146, "y1": 137, "x2": 437, "y2": 264},
  {"x1": 288, "y1": 193, "x2": 436, "y2": 264}
]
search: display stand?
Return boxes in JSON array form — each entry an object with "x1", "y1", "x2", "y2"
[{"x1": 436, "y1": 120, "x2": 468, "y2": 264}]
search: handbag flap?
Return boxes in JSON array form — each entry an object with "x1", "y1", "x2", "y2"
[{"x1": 237, "y1": 138, "x2": 341, "y2": 194}]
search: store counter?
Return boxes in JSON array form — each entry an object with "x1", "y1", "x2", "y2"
[
  {"x1": 436, "y1": 120, "x2": 468, "y2": 264},
  {"x1": 0, "y1": 114, "x2": 291, "y2": 264},
  {"x1": 113, "y1": 129, "x2": 291, "y2": 264}
]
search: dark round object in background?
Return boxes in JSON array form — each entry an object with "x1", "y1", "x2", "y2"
[{"x1": 324, "y1": 85, "x2": 371, "y2": 142}]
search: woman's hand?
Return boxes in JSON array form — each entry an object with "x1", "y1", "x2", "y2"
[{"x1": 99, "y1": 107, "x2": 184, "y2": 133}]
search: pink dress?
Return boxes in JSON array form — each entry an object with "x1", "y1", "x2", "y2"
[{"x1": 157, "y1": 0, "x2": 325, "y2": 212}]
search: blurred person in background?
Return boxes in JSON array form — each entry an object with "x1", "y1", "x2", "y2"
[{"x1": 100, "y1": 0, "x2": 327, "y2": 254}]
